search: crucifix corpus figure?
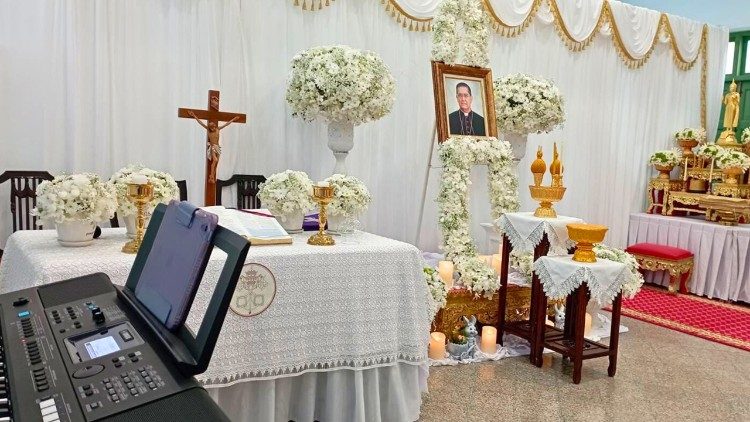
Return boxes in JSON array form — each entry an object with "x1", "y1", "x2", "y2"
[{"x1": 178, "y1": 90, "x2": 246, "y2": 206}]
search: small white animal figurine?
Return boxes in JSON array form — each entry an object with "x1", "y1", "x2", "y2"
[
  {"x1": 554, "y1": 304, "x2": 565, "y2": 329},
  {"x1": 461, "y1": 315, "x2": 478, "y2": 359}
]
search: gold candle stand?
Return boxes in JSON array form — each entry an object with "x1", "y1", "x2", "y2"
[
  {"x1": 308, "y1": 185, "x2": 335, "y2": 246},
  {"x1": 122, "y1": 182, "x2": 154, "y2": 254}
]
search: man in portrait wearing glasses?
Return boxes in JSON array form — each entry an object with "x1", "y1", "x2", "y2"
[{"x1": 448, "y1": 82, "x2": 486, "y2": 136}]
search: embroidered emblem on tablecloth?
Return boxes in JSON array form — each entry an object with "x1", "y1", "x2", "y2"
[{"x1": 230, "y1": 263, "x2": 276, "y2": 317}]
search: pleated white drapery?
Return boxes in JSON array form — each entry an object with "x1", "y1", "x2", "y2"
[
  {"x1": 0, "y1": 0, "x2": 728, "y2": 253},
  {"x1": 607, "y1": 1, "x2": 661, "y2": 60}
]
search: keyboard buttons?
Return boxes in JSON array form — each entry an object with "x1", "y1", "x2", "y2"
[
  {"x1": 130, "y1": 388, "x2": 138, "y2": 396},
  {"x1": 148, "y1": 382, "x2": 157, "y2": 389},
  {"x1": 110, "y1": 394, "x2": 119, "y2": 402}
]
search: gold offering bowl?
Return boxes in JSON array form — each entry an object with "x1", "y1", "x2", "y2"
[
  {"x1": 567, "y1": 223, "x2": 608, "y2": 263},
  {"x1": 529, "y1": 185, "x2": 566, "y2": 218},
  {"x1": 308, "y1": 185, "x2": 335, "y2": 246}
]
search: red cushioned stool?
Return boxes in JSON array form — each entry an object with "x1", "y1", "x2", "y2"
[{"x1": 625, "y1": 243, "x2": 694, "y2": 294}]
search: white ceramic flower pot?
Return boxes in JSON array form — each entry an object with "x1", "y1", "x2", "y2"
[
  {"x1": 56, "y1": 220, "x2": 96, "y2": 247},
  {"x1": 123, "y1": 214, "x2": 152, "y2": 238},
  {"x1": 504, "y1": 133, "x2": 528, "y2": 163},
  {"x1": 327, "y1": 120, "x2": 354, "y2": 175},
  {"x1": 278, "y1": 212, "x2": 304, "y2": 233},
  {"x1": 327, "y1": 214, "x2": 357, "y2": 234}
]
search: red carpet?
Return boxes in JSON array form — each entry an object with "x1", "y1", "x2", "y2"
[{"x1": 607, "y1": 286, "x2": 750, "y2": 352}]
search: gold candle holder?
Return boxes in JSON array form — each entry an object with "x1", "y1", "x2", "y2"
[
  {"x1": 308, "y1": 184, "x2": 335, "y2": 246},
  {"x1": 122, "y1": 182, "x2": 154, "y2": 254},
  {"x1": 567, "y1": 223, "x2": 608, "y2": 263}
]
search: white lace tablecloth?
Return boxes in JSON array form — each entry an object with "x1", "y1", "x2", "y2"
[
  {"x1": 0, "y1": 228, "x2": 430, "y2": 387},
  {"x1": 533, "y1": 255, "x2": 629, "y2": 306},
  {"x1": 495, "y1": 212, "x2": 584, "y2": 255}
]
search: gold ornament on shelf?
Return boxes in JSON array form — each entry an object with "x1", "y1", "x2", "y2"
[
  {"x1": 122, "y1": 181, "x2": 154, "y2": 254},
  {"x1": 308, "y1": 183, "x2": 335, "y2": 246},
  {"x1": 567, "y1": 223, "x2": 608, "y2": 263},
  {"x1": 529, "y1": 143, "x2": 566, "y2": 218}
]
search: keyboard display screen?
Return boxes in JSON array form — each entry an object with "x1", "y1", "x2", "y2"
[{"x1": 84, "y1": 336, "x2": 120, "y2": 358}]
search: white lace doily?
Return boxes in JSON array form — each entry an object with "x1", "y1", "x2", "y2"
[
  {"x1": 533, "y1": 255, "x2": 629, "y2": 306},
  {"x1": 495, "y1": 212, "x2": 584, "y2": 255},
  {"x1": 0, "y1": 229, "x2": 430, "y2": 386}
]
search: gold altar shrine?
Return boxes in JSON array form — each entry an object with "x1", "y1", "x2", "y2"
[{"x1": 432, "y1": 286, "x2": 531, "y2": 334}]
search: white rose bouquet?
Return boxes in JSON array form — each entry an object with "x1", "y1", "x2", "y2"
[
  {"x1": 323, "y1": 174, "x2": 371, "y2": 217},
  {"x1": 715, "y1": 149, "x2": 750, "y2": 171},
  {"x1": 493, "y1": 73, "x2": 565, "y2": 135},
  {"x1": 286, "y1": 45, "x2": 396, "y2": 125},
  {"x1": 674, "y1": 127, "x2": 706, "y2": 142},
  {"x1": 593, "y1": 244, "x2": 644, "y2": 299},
  {"x1": 258, "y1": 170, "x2": 315, "y2": 216},
  {"x1": 741, "y1": 127, "x2": 750, "y2": 145},
  {"x1": 110, "y1": 165, "x2": 179, "y2": 216},
  {"x1": 33, "y1": 173, "x2": 117, "y2": 223},
  {"x1": 424, "y1": 267, "x2": 448, "y2": 320},
  {"x1": 695, "y1": 143, "x2": 724, "y2": 159},
  {"x1": 648, "y1": 150, "x2": 681, "y2": 166}
]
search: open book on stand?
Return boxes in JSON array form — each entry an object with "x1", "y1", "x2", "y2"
[{"x1": 201, "y1": 206, "x2": 292, "y2": 245}]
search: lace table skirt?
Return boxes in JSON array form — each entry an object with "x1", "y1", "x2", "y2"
[{"x1": 0, "y1": 228, "x2": 430, "y2": 386}]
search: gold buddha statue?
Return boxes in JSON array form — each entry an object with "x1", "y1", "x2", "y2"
[{"x1": 719, "y1": 80, "x2": 741, "y2": 145}]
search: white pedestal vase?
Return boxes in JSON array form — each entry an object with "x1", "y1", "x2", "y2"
[
  {"x1": 123, "y1": 213, "x2": 153, "y2": 238},
  {"x1": 504, "y1": 133, "x2": 529, "y2": 164},
  {"x1": 327, "y1": 121, "x2": 354, "y2": 175},
  {"x1": 56, "y1": 220, "x2": 96, "y2": 247},
  {"x1": 277, "y1": 212, "x2": 305, "y2": 233}
]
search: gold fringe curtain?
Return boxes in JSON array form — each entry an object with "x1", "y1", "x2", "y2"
[
  {"x1": 483, "y1": 0, "x2": 541, "y2": 38},
  {"x1": 381, "y1": 0, "x2": 432, "y2": 31},
  {"x1": 293, "y1": 0, "x2": 334, "y2": 11}
]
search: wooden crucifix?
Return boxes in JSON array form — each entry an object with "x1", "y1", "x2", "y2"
[{"x1": 178, "y1": 90, "x2": 246, "y2": 206}]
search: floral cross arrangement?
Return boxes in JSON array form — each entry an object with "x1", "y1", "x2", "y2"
[
  {"x1": 674, "y1": 127, "x2": 707, "y2": 142},
  {"x1": 32, "y1": 173, "x2": 117, "y2": 224},
  {"x1": 648, "y1": 150, "x2": 682, "y2": 166},
  {"x1": 431, "y1": 0, "x2": 489, "y2": 67},
  {"x1": 493, "y1": 73, "x2": 565, "y2": 135},
  {"x1": 715, "y1": 149, "x2": 750, "y2": 171},
  {"x1": 257, "y1": 170, "x2": 315, "y2": 218},
  {"x1": 109, "y1": 164, "x2": 179, "y2": 217}
]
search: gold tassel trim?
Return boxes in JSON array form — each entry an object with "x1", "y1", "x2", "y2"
[
  {"x1": 483, "y1": 0, "x2": 542, "y2": 38},
  {"x1": 381, "y1": 0, "x2": 432, "y2": 32},
  {"x1": 292, "y1": 0, "x2": 335, "y2": 11},
  {"x1": 604, "y1": 2, "x2": 659, "y2": 69}
]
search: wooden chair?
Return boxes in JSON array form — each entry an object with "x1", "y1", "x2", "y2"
[
  {"x1": 110, "y1": 179, "x2": 188, "y2": 228},
  {"x1": 216, "y1": 175, "x2": 266, "y2": 209},
  {"x1": 0, "y1": 171, "x2": 54, "y2": 232}
]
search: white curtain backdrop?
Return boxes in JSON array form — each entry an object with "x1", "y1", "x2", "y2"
[{"x1": 0, "y1": 0, "x2": 727, "y2": 253}]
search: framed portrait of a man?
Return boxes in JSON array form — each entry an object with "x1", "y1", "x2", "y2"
[{"x1": 431, "y1": 61, "x2": 497, "y2": 143}]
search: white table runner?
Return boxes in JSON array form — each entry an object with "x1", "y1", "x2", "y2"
[
  {"x1": 0, "y1": 228, "x2": 430, "y2": 386},
  {"x1": 495, "y1": 212, "x2": 584, "y2": 255},
  {"x1": 533, "y1": 255, "x2": 629, "y2": 306}
]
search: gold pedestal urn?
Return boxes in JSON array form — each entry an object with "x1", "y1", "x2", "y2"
[
  {"x1": 529, "y1": 143, "x2": 567, "y2": 218},
  {"x1": 122, "y1": 182, "x2": 154, "y2": 254},
  {"x1": 308, "y1": 184, "x2": 335, "y2": 246},
  {"x1": 567, "y1": 223, "x2": 608, "y2": 263}
]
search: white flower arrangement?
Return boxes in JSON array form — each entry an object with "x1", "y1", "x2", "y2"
[
  {"x1": 493, "y1": 73, "x2": 565, "y2": 135},
  {"x1": 695, "y1": 143, "x2": 724, "y2": 159},
  {"x1": 438, "y1": 136, "x2": 519, "y2": 297},
  {"x1": 286, "y1": 45, "x2": 396, "y2": 125},
  {"x1": 592, "y1": 244, "x2": 644, "y2": 299},
  {"x1": 424, "y1": 267, "x2": 448, "y2": 320},
  {"x1": 257, "y1": 170, "x2": 315, "y2": 217},
  {"x1": 648, "y1": 150, "x2": 681, "y2": 166},
  {"x1": 715, "y1": 149, "x2": 750, "y2": 171},
  {"x1": 323, "y1": 174, "x2": 371, "y2": 217},
  {"x1": 32, "y1": 173, "x2": 117, "y2": 224},
  {"x1": 674, "y1": 127, "x2": 706, "y2": 142},
  {"x1": 741, "y1": 127, "x2": 750, "y2": 145},
  {"x1": 510, "y1": 250, "x2": 533, "y2": 282},
  {"x1": 431, "y1": 0, "x2": 489, "y2": 67},
  {"x1": 109, "y1": 164, "x2": 179, "y2": 217}
]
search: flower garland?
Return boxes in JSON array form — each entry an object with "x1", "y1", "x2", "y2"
[
  {"x1": 323, "y1": 174, "x2": 372, "y2": 217},
  {"x1": 592, "y1": 244, "x2": 644, "y2": 299},
  {"x1": 674, "y1": 127, "x2": 706, "y2": 143},
  {"x1": 715, "y1": 149, "x2": 750, "y2": 171},
  {"x1": 648, "y1": 150, "x2": 681, "y2": 166},
  {"x1": 493, "y1": 73, "x2": 565, "y2": 135},
  {"x1": 286, "y1": 45, "x2": 396, "y2": 125},
  {"x1": 33, "y1": 173, "x2": 117, "y2": 224},
  {"x1": 437, "y1": 136, "x2": 519, "y2": 297},
  {"x1": 424, "y1": 267, "x2": 448, "y2": 320},
  {"x1": 110, "y1": 164, "x2": 179, "y2": 217},
  {"x1": 431, "y1": 0, "x2": 489, "y2": 67},
  {"x1": 695, "y1": 143, "x2": 724, "y2": 159},
  {"x1": 257, "y1": 170, "x2": 316, "y2": 217}
]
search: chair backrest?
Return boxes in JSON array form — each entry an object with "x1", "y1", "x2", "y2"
[
  {"x1": 176, "y1": 180, "x2": 188, "y2": 201},
  {"x1": 0, "y1": 171, "x2": 54, "y2": 232},
  {"x1": 215, "y1": 175, "x2": 266, "y2": 209}
]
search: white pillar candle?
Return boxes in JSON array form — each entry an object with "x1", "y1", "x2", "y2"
[
  {"x1": 437, "y1": 261, "x2": 454, "y2": 289},
  {"x1": 480, "y1": 326, "x2": 497, "y2": 353},
  {"x1": 491, "y1": 254, "x2": 502, "y2": 275},
  {"x1": 317, "y1": 181, "x2": 330, "y2": 187},
  {"x1": 428, "y1": 332, "x2": 446, "y2": 360},
  {"x1": 585, "y1": 313, "x2": 593, "y2": 336},
  {"x1": 131, "y1": 174, "x2": 148, "y2": 185},
  {"x1": 478, "y1": 255, "x2": 491, "y2": 265}
]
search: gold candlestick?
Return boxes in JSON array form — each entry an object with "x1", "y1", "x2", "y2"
[
  {"x1": 122, "y1": 182, "x2": 154, "y2": 254},
  {"x1": 308, "y1": 185, "x2": 335, "y2": 246}
]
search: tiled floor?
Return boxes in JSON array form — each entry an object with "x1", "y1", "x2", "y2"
[{"x1": 419, "y1": 316, "x2": 750, "y2": 421}]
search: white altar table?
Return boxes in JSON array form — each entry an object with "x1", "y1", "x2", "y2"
[
  {"x1": 628, "y1": 213, "x2": 750, "y2": 303},
  {"x1": 0, "y1": 228, "x2": 430, "y2": 422}
]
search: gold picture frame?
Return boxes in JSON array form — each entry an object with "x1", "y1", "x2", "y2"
[{"x1": 431, "y1": 61, "x2": 497, "y2": 143}]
